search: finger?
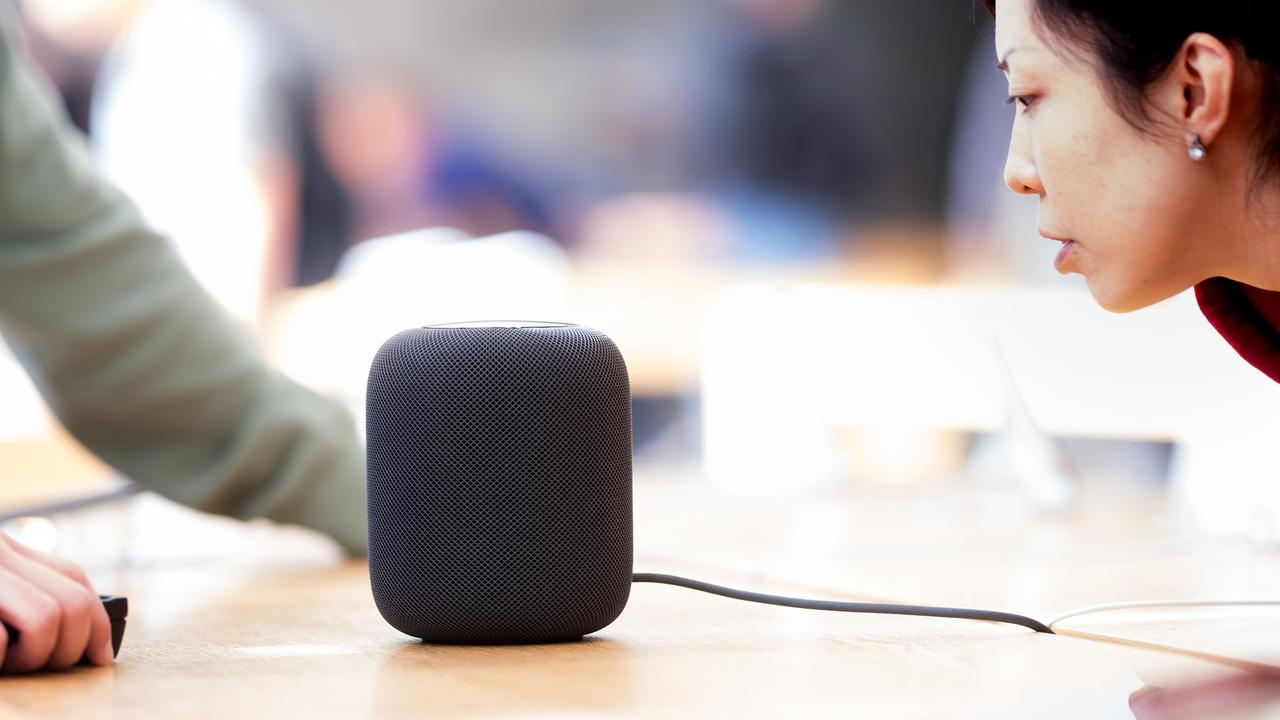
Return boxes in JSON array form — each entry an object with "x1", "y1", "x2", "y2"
[
  {"x1": 0, "y1": 533, "x2": 112, "y2": 667},
  {"x1": 1, "y1": 551, "x2": 100, "y2": 670},
  {"x1": 3, "y1": 535, "x2": 94, "y2": 590},
  {"x1": 5, "y1": 542, "x2": 111, "y2": 662},
  {"x1": 83, "y1": 598, "x2": 115, "y2": 667},
  {"x1": 0, "y1": 620, "x2": 7, "y2": 668},
  {"x1": 0, "y1": 564, "x2": 60, "y2": 673}
]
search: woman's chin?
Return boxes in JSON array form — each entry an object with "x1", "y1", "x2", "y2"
[{"x1": 1086, "y1": 276, "x2": 1175, "y2": 314}]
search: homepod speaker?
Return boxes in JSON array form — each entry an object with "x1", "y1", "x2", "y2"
[{"x1": 365, "y1": 321, "x2": 633, "y2": 644}]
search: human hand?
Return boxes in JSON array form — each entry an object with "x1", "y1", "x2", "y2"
[{"x1": 0, "y1": 531, "x2": 113, "y2": 673}]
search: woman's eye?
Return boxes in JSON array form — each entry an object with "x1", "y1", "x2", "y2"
[{"x1": 1005, "y1": 94, "x2": 1036, "y2": 112}]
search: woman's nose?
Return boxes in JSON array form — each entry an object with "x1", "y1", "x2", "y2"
[{"x1": 1004, "y1": 135, "x2": 1042, "y2": 196}]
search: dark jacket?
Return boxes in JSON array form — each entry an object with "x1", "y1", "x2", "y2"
[{"x1": 1196, "y1": 277, "x2": 1280, "y2": 382}]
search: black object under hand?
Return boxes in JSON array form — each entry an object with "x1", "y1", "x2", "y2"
[{"x1": 2, "y1": 595, "x2": 127, "y2": 666}]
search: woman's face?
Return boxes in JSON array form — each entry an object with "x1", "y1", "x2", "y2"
[{"x1": 995, "y1": 0, "x2": 1224, "y2": 311}]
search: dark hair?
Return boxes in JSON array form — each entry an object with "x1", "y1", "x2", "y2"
[{"x1": 980, "y1": 1, "x2": 1280, "y2": 193}]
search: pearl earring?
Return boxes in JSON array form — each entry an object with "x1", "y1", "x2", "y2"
[{"x1": 1188, "y1": 133, "x2": 1207, "y2": 161}]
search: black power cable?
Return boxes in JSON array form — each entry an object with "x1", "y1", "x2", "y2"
[{"x1": 633, "y1": 573, "x2": 1054, "y2": 634}]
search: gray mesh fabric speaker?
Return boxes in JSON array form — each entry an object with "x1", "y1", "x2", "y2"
[{"x1": 365, "y1": 322, "x2": 633, "y2": 644}]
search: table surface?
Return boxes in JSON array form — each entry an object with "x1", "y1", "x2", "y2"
[{"x1": 1, "y1": 461, "x2": 1279, "y2": 719}]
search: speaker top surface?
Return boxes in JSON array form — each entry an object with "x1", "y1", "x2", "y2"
[{"x1": 424, "y1": 320, "x2": 576, "y2": 329}]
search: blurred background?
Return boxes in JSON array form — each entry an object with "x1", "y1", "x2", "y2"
[{"x1": 3, "y1": 0, "x2": 1280, "y2": 562}]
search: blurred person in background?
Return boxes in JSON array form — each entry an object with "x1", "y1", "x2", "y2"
[
  {"x1": 984, "y1": 0, "x2": 1280, "y2": 382},
  {"x1": 316, "y1": 73, "x2": 435, "y2": 244},
  {"x1": 21, "y1": 0, "x2": 352, "y2": 324},
  {"x1": 687, "y1": 0, "x2": 981, "y2": 262},
  {"x1": 689, "y1": 0, "x2": 866, "y2": 261},
  {"x1": 0, "y1": 3, "x2": 364, "y2": 673},
  {"x1": 318, "y1": 74, "x2": 558, "y2": 245},
  {"x1": 423, "y1": 125, "x2": 560, "y2": 241}
]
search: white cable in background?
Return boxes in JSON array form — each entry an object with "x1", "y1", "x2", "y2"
[{"x1": 1050, "y1": 599, "x2": 1280, "y2": 628}]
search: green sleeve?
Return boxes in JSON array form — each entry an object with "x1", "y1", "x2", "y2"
[{"x1": 0, "y1": 8, "x2": 367, "y2": 553}]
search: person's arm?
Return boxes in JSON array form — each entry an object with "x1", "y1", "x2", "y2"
[{"x1": 0, "y1": 6, "x2": 366, "y2": 553}]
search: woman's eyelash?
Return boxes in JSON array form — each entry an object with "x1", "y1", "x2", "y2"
[{"x1": 1005, "y1": 95, "x2": 1035, "y2": 110}]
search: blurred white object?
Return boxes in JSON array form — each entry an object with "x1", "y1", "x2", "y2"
[
  {"x1": 980, "y1": 327, "x2": 1076, "y2": 511},
  {"x1": 702, "y1": 284, "x2": 1280, "y2": 541},
  {"x1": 271, "y1": 227, "x2": 571, "y2": 427},
  {"x1": 703, "y1": 284, "x2": 1005, "y2": 494},
  {"x1": 0, "y1": 341, "x2": 52, "y2": 440},
  {"x1": 332, "y1": 227, "x2": 571, "y2": 341},
  {"x1": 6, "y1": 516, "x2": 58, "y2": 554},
  {"x1": 93, "y1": 0, "x2": 285, "y2": 325}
]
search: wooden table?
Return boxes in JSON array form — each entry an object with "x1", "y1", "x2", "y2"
[{"x1": 1, "y1": 466, "x2": 1279, "y2": 719}]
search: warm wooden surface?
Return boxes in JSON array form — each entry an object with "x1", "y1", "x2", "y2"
[
  {"x1": 0, "y1": 431, "x2": 115, "y2": 513},
  {"x1": 2, "y1": 466, "x2": 1279, "y2": 718}
]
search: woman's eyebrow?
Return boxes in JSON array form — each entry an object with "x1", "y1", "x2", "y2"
[{"x1": 996, "y1": 46, "x2": 1041, "y2": 74}]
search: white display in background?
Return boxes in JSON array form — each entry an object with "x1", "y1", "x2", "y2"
[
  {"x1": 704, "y1": 285, "x2": 1000, "y2": 494},
  {"x1": 701, "y1": 283, "x2": 1280, "y2": 542}
]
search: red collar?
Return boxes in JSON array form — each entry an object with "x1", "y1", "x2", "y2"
[{"x1": 1195, "y1": 277, "x2": 1280, "y2": 382}]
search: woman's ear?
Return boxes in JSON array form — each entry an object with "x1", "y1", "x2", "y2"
[{"x1": 1164, "y1": 32, "x2": 1235, "y2": 146}]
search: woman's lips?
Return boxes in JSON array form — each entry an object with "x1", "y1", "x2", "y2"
[
  {"x1": 1040, "y1": 231, "x2": 1076, "y2": 273},
  {"x1": 1052, "y1": 239, "x2": 1076, "y2": 273}
]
